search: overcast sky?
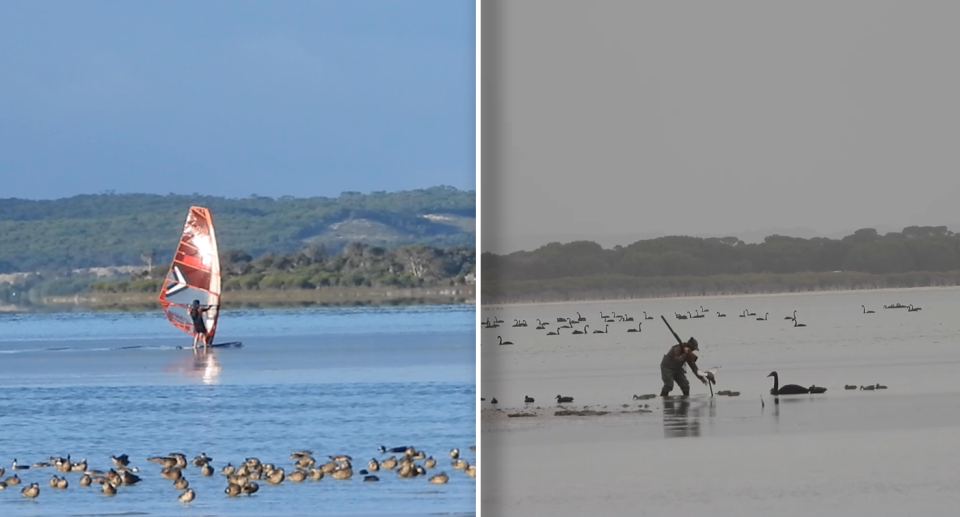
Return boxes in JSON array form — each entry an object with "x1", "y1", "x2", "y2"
[
  {"x1": 0, "y1": 1, "x2": 474, "y2": 200},
  {"x1": 481, "y1": 1, "x2": 960, "y2": 254}
]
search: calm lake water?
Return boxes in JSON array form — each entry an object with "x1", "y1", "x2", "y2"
[
  {"x1": 481, "y1": 288, "x2": 960, "y2": 516},
  {"x1": 0, "y1": 305, "x2": 476, "y2": 517}
]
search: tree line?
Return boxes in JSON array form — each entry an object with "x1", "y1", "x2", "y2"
[
  {"x1": 482, "y1": 226, "x2": 960, "y2": 302},
  {"x1": 0, "y1": 186, "x2": 475, "y2": 273},
  {"x1": 90, "y1": 243, "x2": 475, "y2": 294}
]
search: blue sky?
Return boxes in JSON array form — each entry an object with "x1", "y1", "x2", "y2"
[{"x1": 0, "y1": 1, "x2": 475, "y2": 200}]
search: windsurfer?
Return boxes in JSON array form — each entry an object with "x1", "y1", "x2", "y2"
[{"x1": 188, "y1": 300, "x2": 212, "y2": 350}]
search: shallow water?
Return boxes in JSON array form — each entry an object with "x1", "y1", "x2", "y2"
[
  {"x1": 480, "y1": 287, "x2": 960, "y2": 516},
  {"x1": 0, "y1": 305, "x2": 476, "y2": 516}
]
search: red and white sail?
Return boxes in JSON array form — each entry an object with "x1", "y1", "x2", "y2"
[{"x1": 158, "y1": 206, "x2": 222, "y2": 342}]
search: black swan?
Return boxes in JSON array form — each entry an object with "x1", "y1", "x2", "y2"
[
  {"x1": 572, "y1": 325, "x2": 588, "y2": 335},
  {"x1": 644, "y1": 312, "x2": 653, "y2": 320},
  {"x1": 862, "y1": 305, "x2": 875, "y2": 314},
  {"x1": 497, "y1": 336, "x2": 513, "y2": 345},
  {"x1": 627, "y1": 323, "x2": 642, "y2": 332},
  {"x1": 767, "y1": 371, "x2": 810, "y2": 395}
]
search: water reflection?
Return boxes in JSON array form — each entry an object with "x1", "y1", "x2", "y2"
[
  {"x1": 163, "y1": 348, "x2": 222, "y2": 384},
  {"x1": 662, "y1": 396, "x2": 714, "y2": 438}
]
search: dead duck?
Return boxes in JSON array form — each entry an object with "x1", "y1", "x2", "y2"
[
  {"x1": 121, "y1": 470, "x2": 141, "y2": 485},
  {"x1": 21, "y1": 483, "x2": 40, "y2": 498},
  {"x1": 179, "y1": 488, "x2": 195, "y2": 503},
  {"x1": 192, "y1": 453, "x2": 211, "y2": 466},
  {"x1": 266, "y1": 468, "x2": 285, "y2": 485},
  {"x1": 169, "y1": 453, "x2": 187, "y2": 468},
  {"x1": 225, "y1": 483, "x2": 242, "y2": 497},
  {"x1": 160, "y1": 467, "x2": 183, "y2": 480},
  {"x1": 173, "y1": 477, "x2": 189, "y2": 490},
  {"x1": 332, "y1": 466, "x2": 353, "y2": 480},
  {"x1": 201, "y1": 464, "x2": 214, "y2": 476},
  {"x1": 429, "y1": 472, "x2": 449, "y2": 484}
]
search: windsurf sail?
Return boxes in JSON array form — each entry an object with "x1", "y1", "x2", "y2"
[{"x1": 158, "y1": 206, "x2": 222, "y2": 343}]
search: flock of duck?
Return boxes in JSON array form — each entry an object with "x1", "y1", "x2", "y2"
[
  {"x1": 482, "y1": 303, "x2": 913, "y2": 403},
  {"x1": 0, "y1": 445, "x2": 476, "y2": 501},
  {"x1": 483, "y1": 301, "x2": 926, "y2": 346}
]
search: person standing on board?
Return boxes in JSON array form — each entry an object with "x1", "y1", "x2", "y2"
[
  {"x1": 188, "y1": 300, "x2": 213, "y2": 351},
  {"x1": 660, "y1": 337, "x2": 707, "y2": 397}
]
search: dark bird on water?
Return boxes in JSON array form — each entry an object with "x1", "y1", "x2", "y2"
[
  {"x1": 498, "y1": 336, "x2": 514, "y2": 345},
  {"x1": 767, "y1": 371, "x2": 811, "y2": 395},
  {"x1": 524, "y1": 395, "x2": 534, "y2": 403},
  {"x1": 556, "y1": 395, "x2": 574, "y2": 403},
  {"x1": 491, "y1": 398, "x2": 498, "y2": 404},
  {"x1": 808, "y1": 385, "x2": 827, "y2": 394}
]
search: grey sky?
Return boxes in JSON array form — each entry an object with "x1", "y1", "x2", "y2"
[{"x1": 481, "y1": 1, "x2": 960, "y2": 254}]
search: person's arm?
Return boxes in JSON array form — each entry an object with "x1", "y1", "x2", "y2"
[{"x1": 685, "y1": 351, "x2": 706, "y2": 383}]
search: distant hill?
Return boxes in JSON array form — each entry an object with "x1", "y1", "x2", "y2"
[{"x1": 0, "y1": 186, "x2": 475, "y2": 273}]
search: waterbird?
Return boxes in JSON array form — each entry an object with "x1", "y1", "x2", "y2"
[
  {"x1": 450, "y1": 448, "x2": 460, "y2": 459},
  {"x1": 556, "y1": 395, "x2": 574, "y2": 403},
  {"x1": 21, "y1": 483, "x2": 39, "y2": 498},
  {"x1": 908, "y1": 304, "x2": 922, "y2": 312},
  {"x1": 861, "y1": 385, "x2": 876, "y2": 391},
  {"x1": 627, "y1": 323, "x2": 642, "y2": 332},
  {"x1": 498, "y1": 336, "x2": 514, "y2": 345},
  {"x1": 747, "y1": 309, "x2": 756, "y2": 316},
  {"x1": 12, "y1": 459, "x2": 29, "y2": 470},
  {"x1": 201, "y1": 464, "x2": 213, "y2": 476},
  {"x1": 173, "y1": 477, "x2": 189, "y2": 489},
  {"x1": 862, "y1": 305, "x2": 875, "y2": 314},
  {"x1": 717, "y1": 311, "x2": 726, "y2": 317},
  {"x1": 429, "y1": 472, "x2": 449, "y2": 484},
  {"x1": 225, "y1": 483, "x2": 242, "y2": 497},
  {"x1": 491, "y1": 397, "x2": 498, "y2": 404},
  {"x1": 793, "y1": 318, "x2": 807, "y2": 328},
  {"x1": 379, "y1": 445, "x2": 409, "y2": 454},
  {"x1": 808, "y1": 385, "x2": 828, "y2": 394},
  {"x1": 757, "y1": 312, "x2": 769, "y2": 321},
  {"x1": 875, "y1": 384, "x2": 888, "y2": 389},
  {"x1": 785, "y1": 310, "x2": 796, "y2": 320},
  {"x1": 364, "y1": 475, "x2": 380, "y2": 482},
  {"x1": 845, "y1": 385, "x2": 857, "y2": 390},
  {"x1": 241, "y1": 481, "x2": 259, "y2": 494},
  {"x1": 593, "y1": 324, "x2": 608, "y2": 334},
  {"x1": 179, "y1": 488, "x2": 195, "y2": 503},
  {"x1": 100, "y1": 480, "x2": 116, "y2": 495},
  {"x1": 425, "y1": 457, "x2": 436, "y2": 469},
  {"x1": 524, "y1": 395, "x2": 535, "y2": 403},
  {"x1": 767, "y1": 371, "x2": 811, "y2": 395},
  {"x1": 572, "y1": 325, "x2": 588, "y2": 335},
  {"x1": 111, "y1": 454, "x2": 130, "y2": 467},
  {"x1": 644, "y1": 311, "x2": 653, "y2": 320}
]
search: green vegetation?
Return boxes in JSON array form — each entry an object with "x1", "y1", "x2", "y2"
[
  {"x1": 0, "y1": 186, "x2": 475, "y2": 273},
  {"x1": 1, "y1": 242, "x2": 475, "y2": 309},
  {"x1": 482, "y1": 226, "x2": 960, "y2": 303}
]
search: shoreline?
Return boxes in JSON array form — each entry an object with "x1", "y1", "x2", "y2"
[
  {"x1": 19, "y1": 286, "x2": 475, "y2": 312},
  {"x1": 480, "y1": 284, "x2": 960, "y2": 308}
]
